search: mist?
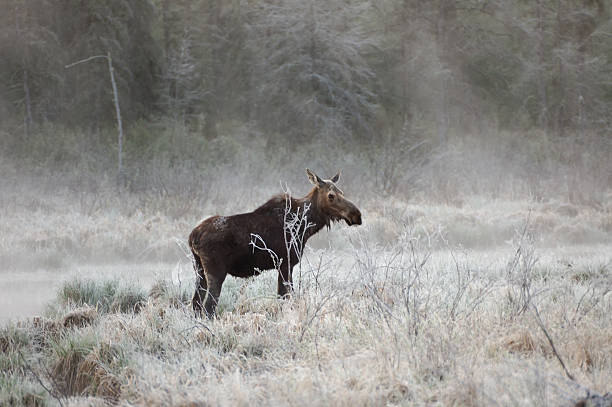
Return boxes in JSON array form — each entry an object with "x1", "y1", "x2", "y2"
[{"x1": 1, "y1": 1, "x2": 611, "y2": 405}]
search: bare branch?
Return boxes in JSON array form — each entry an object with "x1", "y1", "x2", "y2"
[
  {"x1": 17, "y1": 349, "x2": 66, "y2": 407},
  {"x1": 64, "y1": 55, "x2": 108, "y2": 69},
  {"x1": 532, "y1": 304, "x2": 575, "y2": 382}
]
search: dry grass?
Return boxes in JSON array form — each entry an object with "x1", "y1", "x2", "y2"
[
  {"x1": 62, "y1": 306, "x2": 98, "y2": 329},
  {"x1": 1, "y1": 155, "x2": 611, "y2": 406},
  {"x1": 3, "y1": 233, "x2": 611, "y2": 406},
  {"x1": 50, "y1": 336, "x2": 124, "y2": 401}
]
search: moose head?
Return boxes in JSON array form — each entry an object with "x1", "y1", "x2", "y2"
[{"x1": 306, "y1": 168, "x2": 362, "y2": 226}]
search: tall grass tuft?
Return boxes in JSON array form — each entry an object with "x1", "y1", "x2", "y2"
[
  {"x1": 0, "y1": 375, "x2": 47, "y2": 407},
  {"x1": 0, "y1": 325, "x2": 48, "y2": 406},
  {"x1": 0, "y1": 324, "x2": 31, "y2": 376},
  {"x1": 148, "y1": 279, "x2": 191, "y2": 308},
  {"x1": 49, "y1": 333, "x2": 126, "y2": 401},
  {"x1": 58, "y1": 278, "x2": 147, "y2": 314}
]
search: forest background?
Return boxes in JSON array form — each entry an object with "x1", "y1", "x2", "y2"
[{"x1": 1, "y1": 0, "x2": 610, "y2": 204}]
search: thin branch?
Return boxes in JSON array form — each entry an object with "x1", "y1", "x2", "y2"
[
  {"x1": 65, "y1": 55, "x2": 108, "y2": 69},
  {"x1": 17, "y1": 349, "x2": 66, "y2": 407},
  {"x1": 532, "y1": 303, "x2": 575, "y2": 381}
]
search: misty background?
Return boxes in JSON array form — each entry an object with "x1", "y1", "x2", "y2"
[
  {"x1": 1, "y1": 1, "x2": 611, "y2": 320},
  {"x1": 1, "y1": 0, "x2": 610, "y2": 200}
]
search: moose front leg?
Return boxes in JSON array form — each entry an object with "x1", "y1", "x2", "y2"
[{"x1": 277, "y1": 264, "x2": 294, "y2": 298}]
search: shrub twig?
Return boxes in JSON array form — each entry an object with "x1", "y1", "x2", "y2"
[
  {"x1": 17, "y1": 349, "x2": 66, "y2": 407},
  {"x1": 532, "y1": 303, "x2": 575, "y2": 381}
]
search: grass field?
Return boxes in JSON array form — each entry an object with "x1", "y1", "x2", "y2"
[{"x1": 1, "y1": 160, "x2": 611, "y2": 406}]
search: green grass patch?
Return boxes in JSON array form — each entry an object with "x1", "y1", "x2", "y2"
[{"x1": 58, "y1": 278, "x2": 147, "y2": 314}]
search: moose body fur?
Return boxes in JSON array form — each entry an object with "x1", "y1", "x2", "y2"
[{"x1": 189, "y1": 169, "x2": 362, "y2": 317}]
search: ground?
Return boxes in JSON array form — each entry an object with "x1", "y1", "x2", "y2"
[{"x1": 1, "y1": 175, "x2": 611, "y2": 406}]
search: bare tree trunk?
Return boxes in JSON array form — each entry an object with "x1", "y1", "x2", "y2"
[
  {"x1": 162, "y1": 0, "x2": 171, "y2": 63},
  {"x1": 435, "y1": 91, "x2": 448, "y2": 146},
  {"x1": 536, "y1": 0, "x2": 549, "y2": 134},
  {"x1": 65, "y1": 53, "x2": 125, "y2": 184},
  {"x1": 435, "y1": 0, "x2": 454, "y2": 146},
  {"x1": 574, "y1": 0, "x2": 603, "y2": 137},
  {"x1": 554, "y1": 0, "x2": 566, "y2": 137},
  {"x1": 308, "y1": 0, "x2": 318, "y2": 139},
  {"x1": 23, "y1": 69, "x2": 33, "y2": 138},
  {"x1": 309, "y1": 0, "x2": 317, "y2": 92},
  {"x1": 203, "y1": 0, "x2": 222, "y2": 139},
  {"x1": 401, "y1": 0, "x2": 410, "y2": 117},
  {"x1": 16, "y1": 3, "x2": 33, "y2": 138},
  {"x1": 107, "y1": 52, "x2": 124, "y2": 185}
]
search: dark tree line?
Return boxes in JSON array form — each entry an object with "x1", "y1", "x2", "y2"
[{"x1": 1, "y1": 0, "x2": 611, "y2": 147}]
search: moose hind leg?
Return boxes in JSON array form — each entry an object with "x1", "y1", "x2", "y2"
[
  {"x1": 192, "y1": 274, "x2": 208, "y2": 317},
  {"x1": 191, "y1": 251, "x2": 208, "y2": 317},
  {"x1": 204, "y1": 273, "x2": 226, "y2": 318}
]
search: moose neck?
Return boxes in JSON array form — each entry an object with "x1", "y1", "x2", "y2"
[{"x1": 296, "y1": 188, "x2": 328, "y2": 241}]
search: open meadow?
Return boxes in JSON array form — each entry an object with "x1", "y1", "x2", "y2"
[
  {"x1": 3, "y1": 1, "x2": 612, "y2": 405},
  {"x1": 1, "y1": 136, "x2": 611, "y2": 406}
]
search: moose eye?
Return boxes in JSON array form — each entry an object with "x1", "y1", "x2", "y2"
[{"x1": 328, "y1": 193, "x2": 335, "y2": 201}]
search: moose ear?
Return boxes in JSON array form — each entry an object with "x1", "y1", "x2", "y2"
[
  {"x1": 330, "y1": 171, "x2": 341, "y2": 183},
  {"x1": 306, "y1": 168, "x2": 324, "y2": 186}
]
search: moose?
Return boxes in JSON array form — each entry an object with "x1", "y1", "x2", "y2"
[{"x1": 188, "y1": 169, "x2": 362, "y2": 317}]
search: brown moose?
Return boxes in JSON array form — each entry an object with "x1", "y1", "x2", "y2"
[{"x1": 188, "y1": 169, "x2": 362, "y2": 317}]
